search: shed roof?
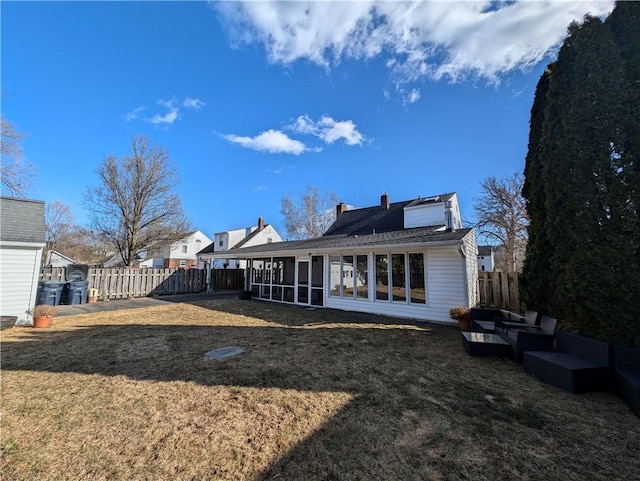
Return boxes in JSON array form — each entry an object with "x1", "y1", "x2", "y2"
[{"x1": 0, "y1": 196, "x2": 46, "y2": 243}]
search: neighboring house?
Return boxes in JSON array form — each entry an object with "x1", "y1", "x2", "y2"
[
  {"x1": 197, "y1": 217, "x2": 282, "y2": 270},
  {"x1": 205, "y1": 193, "x2": 478, "y2": 324},
  {"x1": 0, "y1": 196, "x2": 46, "y2": 325},
  {"x1": 43, "y1": 249, "x2": 76, "y2": 268},
  {"x1": 477, "y1": 245, "x2": 495, "y2": 272},
  {"x1": 138, "y1": 230, "x2": 213, "y2": 269}
]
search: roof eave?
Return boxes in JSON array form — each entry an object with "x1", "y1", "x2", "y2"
[{"x1": 204, "y1": 238, "x2": 466, "y2": 259}]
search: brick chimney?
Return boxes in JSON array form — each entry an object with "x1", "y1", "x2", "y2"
[
  {"x1": 336, "y1": 203, "x2": 347, "y2": 217},
  {"x1": 257, "y1": 216, "x2": 264, "y2": 231},
  {"x1": 381, "y1": 192, "x2": 389, "y2": 210}
]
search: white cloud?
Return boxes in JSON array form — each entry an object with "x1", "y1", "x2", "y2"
[
  {"x1": 149, "y1": 99, "x2": 180, "y2": 125},
  {"x1": 401, "y1": 88, "x2": 421, "y2": 105},
  {"x1": 123, "y1": 106, "x2": 145, "y2": 122},
  {"x1": 289, "y1": 115, "x2": 365, "y2": 146},
  {"x1": 222, "y1": 129, "x2": 309, "y2": 155},
  {"x1": 215, "y1": 1, "x2": 614, "y2": 84},
  {"x1": 183, "y1": 97, "x2": 205, "y2": 110}
]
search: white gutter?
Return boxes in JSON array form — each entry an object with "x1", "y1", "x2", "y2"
[
  {"x1": 206, "y1": 239, "x2": 465, "y2": 259},
  {"x1": 0, "y1": 241, "x2": 47, "y2": 249}
]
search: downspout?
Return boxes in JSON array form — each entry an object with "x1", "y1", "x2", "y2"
[{"x1": 457, "y1": 244, "x2": 470, "y2": 307}]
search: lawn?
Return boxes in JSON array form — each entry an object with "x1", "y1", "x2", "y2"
[{"x1": 1, "y1": 299, "x2": 638, "y2": 480}]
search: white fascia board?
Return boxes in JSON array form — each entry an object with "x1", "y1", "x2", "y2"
[
  {"x1": 0, "y1": 241, "x2": 46, "y2": 249},
  {"x1": 207, "y1": 239, "x2": 464, "y2": 259}
]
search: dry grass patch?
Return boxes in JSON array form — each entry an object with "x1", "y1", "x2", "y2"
[{"x1": 1, "y1": 299, "x2": 639, "y2": 480}]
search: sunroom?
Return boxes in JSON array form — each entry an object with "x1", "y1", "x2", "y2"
[{"x1": 208, "y1": 225, "x2": 478, "y2": 324}]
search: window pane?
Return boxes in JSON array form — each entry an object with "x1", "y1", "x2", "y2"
[
  {"x1": 298, "y1": 287, "x2": 309, "y2": 304},
  {"x1": 392, "y1": 254, "x2": 406, "y2": 302},
  {"x1": 271, "y1": 257, "x2": 295, "y2": 286},
  {"x1": 311, "y1": 256, "x2": 324, "y2": 288},
  {"x1": 342, "y1": 255, "x2": 354, "y2": 298},
  {"x1": 298, "y1": 261, "x2": 309, "y2": 286},
  {"x1": 272, "y1": 285, "x2": 282, "y2": 301},
  {"x1": 265, "y1": 261, "x2": 272, "y2": 284},
  {"x1": 252, "y1": 259, "x2": 266, "y2": 284},
  {"x1": 375, "y1": 254, "x2": 389, "y2": 301},
  {"x1": 311, "y1": 288, "x2": 323, "y2": 306},
  {"x1": 409, "y1": 253, "x2": 426, "y2": 304},
  {"x1": 330, "y1": 256, "x2": 341, "y2": 297},
  {"x1": 356, "y1": 255, "x2": 368, "y2": 299}
]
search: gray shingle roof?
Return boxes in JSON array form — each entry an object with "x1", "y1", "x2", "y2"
[
  {"x1": 197, "y1": 225, "x2": 273, "y2": 255},
  {"x1": 0, "y1": 196, "x2": 46, "y2": 243},
  {"x1": 324, "y1": 192, "x2": 455, "y2": 236},
  {"x1": 216, "y1": 226, "x2": 472, "y2": 258}
]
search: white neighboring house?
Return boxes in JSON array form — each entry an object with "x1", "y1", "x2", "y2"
[
  {"x1": 197, "y1": 217, "x2": 282, "y2": 270},
  {"x1": 0, "y1": 197, "x2": 46, "y2": 325},
  {"x1": 204, "y1": 193, "x2": 479, "y2": 325},
  {"x1": 138, "y1": 230, "x2": 213, "y2": 269},
  {"x1": 44, "y1": 250, "x2": 76, "y2": 268},
  {"x1": 477, "y1": 245, "x2": 495, "y2": 272}
]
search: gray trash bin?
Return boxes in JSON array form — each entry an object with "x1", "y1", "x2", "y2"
[
  {"x1": 37, "y1": 281, "x2": 64, "y2": 306},
  {"x1": 62, "y1": 264, "x2": 90, "y2": 305}
]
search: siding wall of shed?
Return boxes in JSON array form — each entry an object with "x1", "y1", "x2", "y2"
[{"x1": 0, "y1": 243, "x2": 44, "y2": 324}]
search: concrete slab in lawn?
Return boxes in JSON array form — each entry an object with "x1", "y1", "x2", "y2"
[{"x1": 205, "y1": 346, "x2": 245, "y2": 361}]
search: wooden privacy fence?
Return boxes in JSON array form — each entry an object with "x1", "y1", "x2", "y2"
[
  {"x1": 40, "y1": 268, "x2": 244, "y2": 301},
  {"x1": 477, "y1": 271, "x2": 524, "y2": 313},
  {"x1": 41, "y1": 267, "x2": 523, "y2": 310}
]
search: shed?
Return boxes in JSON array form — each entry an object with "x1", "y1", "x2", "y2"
[{"x1": 0, "y1": 196, "x2": 46, "y2": 324}]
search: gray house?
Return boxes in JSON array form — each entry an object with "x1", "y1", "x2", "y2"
[
  {"x1": 207, "y1": 193, "x2": 478, "y2": 324},
  {"x1": 0, "y1": 197, "x2": 46, "y2": 324}
]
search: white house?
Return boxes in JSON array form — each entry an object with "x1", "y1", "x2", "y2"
[
  {"x1": 139, "y1": 230, "x2": 212, "y2": 269},
  {"x1": 197, "y1": 217, "x2": 282, "y2": 270},
  {"x1": 43, "y1": 249, "x2": 76, "y2": 268},
  {"x1": 477, "y1": 245, "x2": 495, "y2": 272},
  {"x1": 0, "y1": 197, "x2": 46, "y2": 325},
  {"x1": 205, "y1": 193, "x2": 478, "y2": 325}
]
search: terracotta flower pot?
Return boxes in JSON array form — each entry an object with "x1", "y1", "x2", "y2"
[
  {"x1": 33, "y1": 315, "x2": 53, "y2": 328},
  {"x1": 458, "y1": 318, "x2": 472, "y2": 332}
]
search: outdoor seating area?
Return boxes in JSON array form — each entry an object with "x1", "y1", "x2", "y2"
[
  {"x1": 463, "y1": 307, "x2": 640, "y2": 417},
  {"x1": 467, "y1": 308, "x2": 557, "y2": 360}
]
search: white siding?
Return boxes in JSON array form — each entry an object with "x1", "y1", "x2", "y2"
[
  {"x1": 168, "y1": 231, "x2": 212, "y2": 260},
  {"x1": 425, "y1": 246, "x2": 466, "y2": 320},
  {"x1": 0, "y1": 244, "x2": 43, "y2": 324},
  {"x1": 404, "y1": 203, "x2": 446, "y2": 228},
  {"x1": 322, "y1": 246, "x2": 465, "y2": 324},
  {"x1": 242, "y1": 225, "x2": 283, "y2": 247}
]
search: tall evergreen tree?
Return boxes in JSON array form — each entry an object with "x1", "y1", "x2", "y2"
[
  {"x1": 522, "y1": 65, "x2": 554, "y2": 313},
  {"x1": 522, "y1": 2, "x2": 640, "y2": 346}
]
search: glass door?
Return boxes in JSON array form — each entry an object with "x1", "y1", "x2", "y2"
[{"x1": 297, "y1": 260, "x2": 309, "y2": 304}]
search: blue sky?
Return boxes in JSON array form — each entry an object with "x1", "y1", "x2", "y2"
[{"x1": 2, "y1": 1, "x2": 614, "y2": 239}]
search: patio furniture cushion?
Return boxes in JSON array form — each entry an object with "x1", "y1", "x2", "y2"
[
  {"x1": 523, "y1": 331, "x2": 610, "y2": 394},
  {"x1": 613, "y1": 344, "x2": 640, "y2": 417}
]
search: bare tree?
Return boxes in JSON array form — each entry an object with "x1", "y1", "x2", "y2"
[
  {"x1": 473, "y1": 173, "x2": 529, "y2": 272},
  {"x1": 44, "y1": 200, "x2": 74, "y2": 265},
  {"x1": 281, "y1": 185, "x2": 340, "y2": 240},
  {"x1": 84, "y1": 135, "x2": 192, "y2": 267},
  {"x1": 1, "y1": 115, "x2": 35, "y2": 197},
  {"x1": 59, "y1": 227, "x2": 112, "y2": 266}
]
